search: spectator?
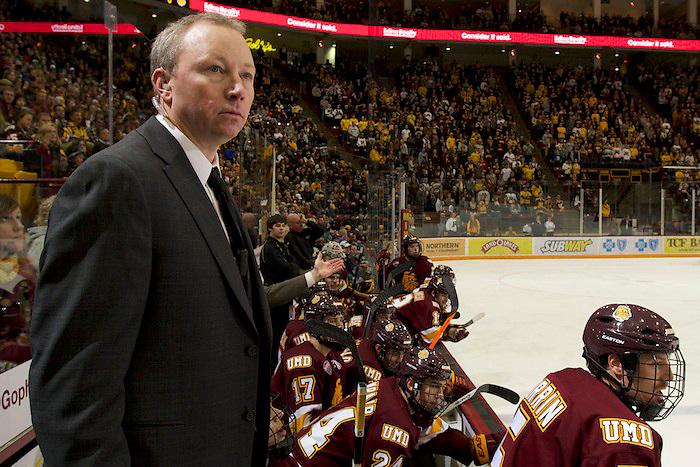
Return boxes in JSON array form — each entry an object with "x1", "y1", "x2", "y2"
[
  {"x1": 467, "y1": 212, "x2": 481, "y2": 236},
  {"x1": 285, "y1": 212, "x2": 324, "y2": 269},
  {"x1": 544, "y1": 216, "x2": 556, "y2": 236},
  {"x1": 260, "y1": 213, "x2": 301, "y2": 354},
  {"x1": 445, "y1": 210, "x2": 459, "y2": 234},
  {"x1": 26, "y1": 195, "x2": 56, "y2": 272},
  {"x1": 0, "y1": 194, "x2": 33, "y2": 374}
]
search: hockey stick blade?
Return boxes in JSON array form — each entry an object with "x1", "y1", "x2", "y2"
[
  {"x1": 443, "y1": 275, "x2": 459, "y2": 311},
  {"x1": 306, "y1": 319, "x2": 367, "y2": 384},
  {"x1": 437, "y1": 384, "x2": 520, "y2": 417},
  {"x1": 461, "y1": 312, "x2": 485, "y2": 328}
]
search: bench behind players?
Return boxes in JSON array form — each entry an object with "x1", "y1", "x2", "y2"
[
  {"x1": 394, "y1": 265, "x2": 469, "y2": 345},
  {"x1": 493, "y1": 304, "x2": 685, "y2": 466},
  {"x1": 272, "y1": 346, "x2": 502, "y2": 466},
  {"x1": 385, "y1": 234, "x2": 433, "y2": 292}
]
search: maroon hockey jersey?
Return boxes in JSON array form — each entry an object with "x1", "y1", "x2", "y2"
[
  {"x1": 276, "y1": 377, "x2": 474, "y2": 466},
  {"x1": 493, "y1": 367, "x2": 663, "y2": 467},
  {"x1": 386, "y1": 255, "x2": 433, "y2": 292},
  {"x1": 358, "y1": 338, "x2": 386, "y2": 383},
  {"x1": 271, "y1": 341, "x2": 345, "y2": 431},
  {"x1": 393, "y1": 286, "x2": 443, "y2": 345}
]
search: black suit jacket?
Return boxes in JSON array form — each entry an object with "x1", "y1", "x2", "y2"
[{"x1": 29, "y1": 116, "x2": 273, "y2": 466}]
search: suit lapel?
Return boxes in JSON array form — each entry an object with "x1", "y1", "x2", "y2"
[{"x1": 136, "y1": 117, "x2": 256, "y2": 329}]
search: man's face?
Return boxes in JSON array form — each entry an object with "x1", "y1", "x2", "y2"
[
  {"x1": 71, "y1": 110, "x2": 82, "y2": 124},
  {"x1": 378, "y1": 346, "x2": 405, "y2": 374},
  {"x1": 325, "y1": 273, "x2": 341, "y2": 292},
  {"x1": 156, "y1": 22, "x2": 255, "y2": 153},
  {"x1": 2, "y1": 88, "x2": 14, "y2": 104},
  {"x1": 18, "y1": 113, "x2": 33, "y2": 130},
  {"x1": 268, "y1": 404, "x2": 287, "y2": 447},
  {"x1": 37, "y1": 113, "x2": 51, "y2": 128},
  {"x1": 53, "y1": 105, "x2": 65, "y2": 119},
  {"x1": 406, "y1": 243, "x2": 420, "y2": 258},
  {"x1": 626, "y1": 352, "x2": 672, "y2": 407},
  {"x1": 434, "y1": 291, "x2": 449, "y2": 309},
  {"x1": 416, "y1": 377, "x2": 448, "y2": 414},
  {"x1": 270, "y1": 222, "x2": 287, "y2": 240},
  {"x1": 0, "y1": 207, "x2": 24, "y2": 257}
]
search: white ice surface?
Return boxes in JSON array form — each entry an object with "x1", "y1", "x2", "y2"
[{"x1": 439, "y1": 257, "x2": 699, "y2": 467}]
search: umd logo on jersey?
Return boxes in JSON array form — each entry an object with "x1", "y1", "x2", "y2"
[
  {"x1": 612, "y1": 305, "x2": 632, "y2": 322},
  {"x1": 599, "y1": 418, "x2": 654, "y2": 450},
  {"x1": 417, "y1": 349, "x2": 430, "y2": 359}
]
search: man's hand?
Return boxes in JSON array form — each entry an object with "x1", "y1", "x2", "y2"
[
  {"x1": 444, "y1": 324, "x2": 469, "y2": 342},
  {"x1": 311, "y1": 253, "x2": 345, "y2": 282}
]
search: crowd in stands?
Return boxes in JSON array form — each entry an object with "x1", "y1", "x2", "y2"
[
  {"x1": 511, "y1": 63, "x2": 695, "y2": 173},
  {"x1": 229, "y1": 0, "x2": 698, "y2": 40},
  {"x1": 304, "y1": 54, "x2": 570, "y2": 236},
  {"x1": 0, "y1": 23, "x2": 152, "y2": 177}
]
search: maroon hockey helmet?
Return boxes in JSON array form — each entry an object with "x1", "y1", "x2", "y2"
[
  {"x1": 582, "y1": 304, "x2": 685, "y2": 421},
  {"x1": 304, "y1": 294, "x2": 346, "y2": 323},
  {"x1": 300, "y1": 283, "x2": 329, "y2": 308},
  {"x1": 371, "y1": 319, "x2": 413, "y2": 375},
  {"x1": 399, "y1": 346, "x2": 453, "y2": 420},
  {"x1": 372, "y1": 319, "x2": 413, "y2": 351},
  {"x1": 426, "y1": 265, "x2": 455, "y2": 295}
]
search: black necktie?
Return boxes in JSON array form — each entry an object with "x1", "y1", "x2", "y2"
[{"x1": 207, "y1": 167, "x2": 249, "y2": 285}]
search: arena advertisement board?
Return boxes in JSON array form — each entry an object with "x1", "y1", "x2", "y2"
[
  {"x1": 420, "y1": 238, "x2": 466, "y2": 258},
  {"x1": 189, "y1": 1, "x2": 700, "y2": 51},
  {"x1": 0, "y1": 22, "x2": 141, "y2": 34},
  {"x1": 0, "y1": 361, "x2": 32, "y2": 449},
  {"x1": 468, "y1": 237, "x2": 532, "y2": 256},
  {"x1": 664, "y1": 237, "x2": 700, "y2": 254},
  {"x1": 599, "y1": 236, "x2": 662, "y2": 255},
  {"x1": 535, "y1": 237, "x2": 596, "y2": 256}
]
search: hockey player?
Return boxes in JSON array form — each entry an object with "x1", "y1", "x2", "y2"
[
  {"x1": 494, "y1": 304, "x2": 686, "y2": 466},
  {"x1": 272, "y1": 346, "x2": 503, "y2": 466},
  {"x1": 278, "y1": 284, "x2": 328, "y2": 359},
  {"x1": 271, "y1": 295, "x2": 349, "y2": 431},
  {"x1": 393, "y1": 265, "x2": 469, "y2": 345},
  {"x1": 385, "y1": 234, "x2": 433, "y2": 292},
  {"x1": 358, "y1": 318, "x2": 413, "y2": 382}
]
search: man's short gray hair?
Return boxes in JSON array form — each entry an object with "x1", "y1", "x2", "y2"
[
  {"x1": 150, "y1": 13, "x2": 246, "y2": 76},
  {"x1": 149, "y1": 13, "x2": 246, "y2": 112}
]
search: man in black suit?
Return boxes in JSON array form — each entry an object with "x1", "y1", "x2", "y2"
[{"x1": 30, "y1": 13, "x2": 272, "y2": 466}]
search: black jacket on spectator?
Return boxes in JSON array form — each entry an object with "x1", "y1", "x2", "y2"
[
  {"x1": 286, "y1": 220, "x2": 324, "y2": 270},
  {"x1": 260, "y1": 236, "x2": 301, "y2": 356},
  {"x1": 260, "y1": 236, "x2": 300, "y2": 286}
]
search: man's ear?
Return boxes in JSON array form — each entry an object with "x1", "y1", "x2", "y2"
[
  {"x1": 151, "y1": 67, "x2": 172, "y2": 105},
  {"x1": 607, "y1": 354, "x2": 625, "y2": 381}
]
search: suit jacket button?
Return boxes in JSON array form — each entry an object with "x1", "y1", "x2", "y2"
[
  {"x1": 247, "y1": 345, "x2": 258, "y2": 357},
  {"x1": 245, "y1": 410, "x2": 256, "y2": 421}
]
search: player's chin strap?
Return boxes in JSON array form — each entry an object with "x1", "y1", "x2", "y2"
[{"x1": 582, "y1": 348, "x2": 647, "y2": 414}]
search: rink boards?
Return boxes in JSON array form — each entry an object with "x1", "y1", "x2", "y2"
[{"x1": 420, "y1": 236, "x2": 700, "y2": 260}]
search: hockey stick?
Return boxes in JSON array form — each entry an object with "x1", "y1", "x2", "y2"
[
  {"x1": 305, "y1": 319, "x2": 367, "y2": 384},
  {"x1": 305, "y1": 319, "x2": 368, "y2": 466},
  {"x1": 428, "y1": 311, "x2": 486, "y2": 348},
  {"x1": 385, "y1": 259, "x2": 416, "y2": 288},
  {"x1": 363, "y1": 284, "x2": 405, "y2": 338},
  {"x1": 436, "y1": 383, "x2": 520, "y2": 418},
  {"x1": 443, "y1": 274, "x2": 459, "y2": 312},
  {"x1": 353, "y1": 382, "x2": 367, "y2": 467}
]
